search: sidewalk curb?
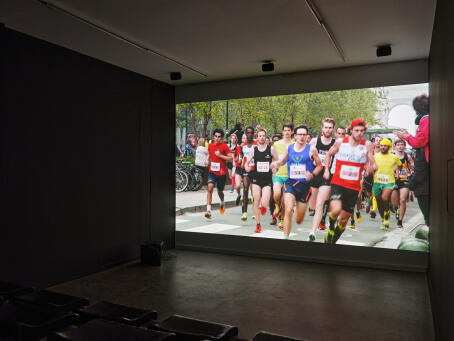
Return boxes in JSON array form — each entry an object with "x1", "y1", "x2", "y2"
[{"x1": 176, "y1": 199, "x2": 252, "y2": 216}]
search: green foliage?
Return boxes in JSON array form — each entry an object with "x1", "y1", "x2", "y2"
[{"x1": 177, "y1": 88, "x2": 385, "y2": 137}]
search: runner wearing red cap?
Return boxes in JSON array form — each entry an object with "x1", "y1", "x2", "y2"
[{"x1": 322, "y1": 118, "x2": 376, "y2": 244}]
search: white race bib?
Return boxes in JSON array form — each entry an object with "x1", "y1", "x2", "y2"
[
  {"x1": 211, "y1": 162, "x2": 220, "y2": 172},
  {"x1": 256, "y1": 161, "x2": 270, "y2": 173},
  {"x1": 319, "y1": 150, "x2": 327, "y2": 166},
  {"x1": 340, "y1": 165, "x2": 360, "y2": 181},
  {"x1": 376, "y1": 173, "x2": 390, "y2": 184},
  {"x1": 399, "y1": 169, "x2": 407, "y2": 178},
  {"x1": 289, "y1": 164, "x2": 306, "y2": 179}
]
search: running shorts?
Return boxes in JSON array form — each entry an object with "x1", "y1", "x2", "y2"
[
  {"x1": 330, "y1": 184, "x2": 359, "y2": 214},
  {"x1": 283, "y1": 178, "x2": 312, "y2": 203},
  {"x1": 363, "y1": 174, "x2": 374, "y2": 193},
  {"x1": 373, "y1": 182, "x2": 395, "y2": 196},
  {"x1": 395, "y1": 179, "x2": 410, "y2": 190},
  {"x1": 208, "y1": 172, "x2": 226, "y2": 191},
  {"x1": 227, "y1": 162, "x2": 233, "y2": 170},
  {"x1": 252, "y1": 174, "x2": 272, "y2": 188},
  {"x1": 310, "y1": 171, "x2": 332, "y2": 188},
  {"x1": 272, "y1": 175, "x2": 288, "y2": 186}
]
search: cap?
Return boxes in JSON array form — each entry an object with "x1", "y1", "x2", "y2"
[{"x1": 350, "y1": 118, "x2": 366, "y2": 128}]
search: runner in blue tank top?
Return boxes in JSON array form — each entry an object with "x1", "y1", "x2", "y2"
[{"x1": 271, "y1": 125, "x2": 323, "y2": 239}]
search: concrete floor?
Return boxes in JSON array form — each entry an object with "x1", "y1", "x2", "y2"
[{"x1": 51, "y1": 249, "x2": 434, "y2": 341}]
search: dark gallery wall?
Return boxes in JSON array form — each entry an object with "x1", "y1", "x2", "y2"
[
  {"x1": 0, "y1": 26, "x2": 175, "y2": 287},
  {"x1": 428, "y1": 0, "x2": 454, "y2": 340}
]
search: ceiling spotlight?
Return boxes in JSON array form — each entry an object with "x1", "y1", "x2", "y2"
[
  {"x1": 170, "y1": 72, "x2": 182, "y2": 81},
  {"x1": 262, "y1": 60, "x2": 274, "y2": 72},
  {"x1": 376, "y1": 45, "x2": 392, "y2": 57}
]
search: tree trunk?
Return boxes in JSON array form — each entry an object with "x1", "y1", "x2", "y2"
[
  {"x1": 202, "y1": 102, "x2": 212, "y2": 138},
  {"x1": 239, "y1": 104, "x2": 244, "y2": 127},
  {"x1": 189, "y1": 103, "x2": 197, "y2": 137}
]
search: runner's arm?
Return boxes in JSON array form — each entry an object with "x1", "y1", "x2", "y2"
[
  {"x1": 270, "y1": 145, "x2": 288, "y2": 169},
  {"x1": 408, "y1": 153, "x2": 415, "y2": 175},
  {"x1": 323, "y1": 139, "x2": 341, "y2": 179},
  {"x1": 365, "y1": 141, "x2": 377, "y2": 175},
  {"x1": 309, "y1": 147, "x2": 323, "y2": 180}
]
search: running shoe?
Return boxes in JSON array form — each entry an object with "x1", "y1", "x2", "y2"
[
  {"x1": 252, "y1": 215, "x2": 256, "y2": 219},
  {"x1": 309, "y1": 209, "x2": 315, "y2": 217},
  {"x1": 395, "y1": 207, "x2": 400, "y2": 220},
  {"x1": 241, "y1": 212, "x2": 247, "y2": 221},
  {"x1": 220, "y1": 204, "x2": 225, "y2": 215},
  {"x1": 370, "y1": 210, "x2": 376, "y2": 219},
  {"x1": 308, "y1": 232, "x2": 315, "y2": 242},
  {"x1": 380, "y1": 224, "x2": 388, "y2": 230},
  {"x1": 270, "y1": 217, "x2": 277, "y2": 225},
  {"x1": 229, "y1": 188, "x2": 234, "y2": 193},
  {"x1": 260, "y1": 206, "x2": 267, "y2": 215},
  {"x1": 273, "y1": 204, "x2": 280, "y2": 218},
  {"x1": 255, "y1": 224, "x2": 262, "y2": 233},
  {"x1": 356, "y1": 212, "x2": 362, "y2": 223},
  {"x1": 383, "y1": 211, "x2": 390, "y2": 228},
  {"x1": 349, "y1": 220, "x2": 356, "y2": 229},
  {"x1": 397, "y1": 220, "x2": 403, "y2": 228},
  {"x1": 319, "y1": 222, "x2": 326, "y2": 230},
  {"x1": 205, "y1": 211, "x2": 211, "y2": 219},
  {"x1": 279, "y1": 220, "x2": 284, "y2": 230},
  {"x1": 235, "y1": 195, "x2": 242, "y2": 206}
]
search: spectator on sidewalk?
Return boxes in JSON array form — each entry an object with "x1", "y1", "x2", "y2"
[
  {"x1": 195, "y1": 138, "x2": 208, "y2": 185},
  {"x1": 394, "y1": 94, "x2": 430, "y2": 226}
]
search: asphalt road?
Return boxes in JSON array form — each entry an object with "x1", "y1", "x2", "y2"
[{"x1": 176, "y1": 199, "x2": 425, "y2": 249}]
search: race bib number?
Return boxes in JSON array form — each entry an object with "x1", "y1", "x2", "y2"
[
  {"x1": 399, "y1": 169, "x2": 407, "y2": 178},
  {"x1": 256, "y1": 161, "x2": 270, "y2": 173},
  {"x1": 290, "y1": 164, "x2": 306, "y2": 179},
  {"x1": 340, "y1": 165, "x2": 360, "y2": 181},
  {"x1": 319, "y1": 151, "x2": 327, "y2": 166},
  {"x1": 211, "y1": 162, "x2": 220, "y2": 172},
  {"x1": 376, "y1": 173, "x2": 391, "y2": 184}
]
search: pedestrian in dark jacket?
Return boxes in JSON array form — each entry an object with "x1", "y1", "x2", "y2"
[{"x1": 394, "y1": 94, "x2": 430, "y2": 226}]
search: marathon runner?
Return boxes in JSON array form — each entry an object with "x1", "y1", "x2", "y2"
[
  {"x1": 227, "y1": 133, "x2": 239, "y2": 193},
  {"x1": 244, "y1": 129, "x2": 279, "y2": 232},
  {"x1": 271, "y1": 124, "x2": 294, "y2": 230},
  {"x1": 391, "y1": 139, "x2": 414, "y2": 227},
  {"x1": 367, "y1": 134, "x2": 383, "y2": 218},
  {"x1": 270, "y1": 125, "x2": 323, "y2": 239},
  {"x1": 318, "y1": 125, "x2": 348, "y2": 230},
  {"x1": 269, "y1": 134, "x2": 283, "y2": 225},
  {"x1": 373, "y1": 138, "x2": 402, "y2": 230},
  {"x1": 240, "y1": 126, "x2": 257, "y2": 221},
  {"x1": 308, "y1": 118, "x2": 336, "y2": 241},
  {"x1": 323, "y1": 118, "x2": 375, "y2": 244},
  {"x1": 204, "y1": 128, "x2": 233, "y2": 218}
]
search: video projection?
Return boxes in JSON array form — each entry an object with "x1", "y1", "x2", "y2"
[{"x1": 175, "y1": 84, "x2": 429, "y2": 252}]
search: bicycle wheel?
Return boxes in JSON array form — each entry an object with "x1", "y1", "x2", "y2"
[{"x1": 176, "y1": 170, "x2": 189, "y2": 192}]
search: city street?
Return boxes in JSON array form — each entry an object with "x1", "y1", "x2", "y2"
[{"x1": 176, "y1": 189, "x2": 425, "y2": 249}]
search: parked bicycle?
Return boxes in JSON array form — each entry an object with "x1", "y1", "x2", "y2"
[{"x1": 176, "y1": 160, "x2": 203, "y2": 192}]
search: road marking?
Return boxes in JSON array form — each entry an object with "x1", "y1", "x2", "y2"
[
  {"x1": 337, "y1": 240, "x2": 366, "y2": 246},
  {"x1": 248, "y1": 230, "x2": 296, "y2": 239},
  {"x1": 184, "y1": 223, "x2": 241, "y2": 233},
  {"x1": 176, "y1": 218, "x2": 189, "y2": 224}
]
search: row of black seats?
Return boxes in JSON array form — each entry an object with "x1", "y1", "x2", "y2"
[{"x1": 0, "y1": 281, "x2": 306, "y2": 341}]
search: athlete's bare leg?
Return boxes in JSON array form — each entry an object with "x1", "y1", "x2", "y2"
[
  {"x1": 242, "y1": 175, "x2": 251, "y2": 213},
  {"x1": 399, "y1": 188, "x2": 409, "y2": 221},
  {"x1": 206, "y1": 183, "x2": 214, "y2": 206},
  {"x1": 311, "y1": 185, "x2": 331, "y2": 233},
  {"x1": 295, "y1": 201, "x2": 307, "y2": 224},
  {"x1": 261, "y1": 186, "x2": 272, "y2": 213},
  {"x1": 234, "y1": 174, "x2": 242, "y2": 195},
  {"x1": 252, "y1": 184, "x2": 262, "y2": 225},
  {"x1": 283, "y1": 192, "x2": 296, "y2": 238},
  {"x1": 309, "y1": 187, "x2": 319, "y2": 211}
]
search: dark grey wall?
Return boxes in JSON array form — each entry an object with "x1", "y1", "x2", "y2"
[
  {"x1": 0, "y1": 26, "x2": 175, "y2": 287},
  {"x1": 428, "y1": 1, "x2": 454, "y2": 340}
]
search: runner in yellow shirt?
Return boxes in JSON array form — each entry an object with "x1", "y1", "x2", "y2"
[{"x1": 373, "y1": 138, "x2": 402, "y2": 230}]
